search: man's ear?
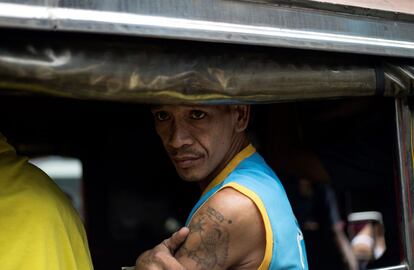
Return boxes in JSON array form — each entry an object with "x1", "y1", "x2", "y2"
[{"x1": 233, "y1": 105, "x2": 250, "y2": 132}]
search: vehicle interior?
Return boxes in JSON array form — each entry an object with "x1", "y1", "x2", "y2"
[
  {"x1": 0, "y1": 11, "x2": 412, "y2": 267},
  {"x1": 0, "y1": 92, "x2": 400, "y2": 269}
]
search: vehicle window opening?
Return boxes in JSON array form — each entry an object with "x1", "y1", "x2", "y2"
[{"x1": 0, "y1": 95, "x2": 401, "y2": 269}]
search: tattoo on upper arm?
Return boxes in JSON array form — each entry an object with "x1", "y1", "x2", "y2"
[{"x1": 176, "y1": 207, "x2": 232, "y2": 270}]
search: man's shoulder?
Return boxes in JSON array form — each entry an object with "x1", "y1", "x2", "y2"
[
  {"x1": 190, "y1": 188, "x2": 257, "y2": 233},
  {"x1": 229, "y1": 153, "x2": 280, "y2": 186},
  {"x1": 0, "y1": 152, "x2": 76, "y2": 216},
  {"x1": 207, "y1": 187, "x2": 265, "y2": 239},
  {"x1": 180, "y1": 187, "x2": 265, "y2": 269},
  {"x1": 208, "y1": 187, "x2": 258, "y2": 219}
]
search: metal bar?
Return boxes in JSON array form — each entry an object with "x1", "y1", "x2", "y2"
[
  {"x1": 0, "y1": 32, "x2": 384, "y2": 103},
  {"x1": 369, "y1": 265, "x2": 408, "y2": 270},
  {"x1": 0, "y1": 1, "x2": 413, "y2": 58},
  {"x1": 394, "y1": 98, "x2": 414, "y2": 268}
]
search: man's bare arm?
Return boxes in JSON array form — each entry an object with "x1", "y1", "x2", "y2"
[
  {"x1": 175, "y1": 188, "x2": 266, "y2": 270},
  {"x1": 135, "y1": 227, "x2": 189, "y2": 270},
  {"x1": 176, "y1": 206, "x2": 231, "y2": 269}
]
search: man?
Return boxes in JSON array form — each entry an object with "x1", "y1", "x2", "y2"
[
  {"x1": 136, "y1": 105, "x2": 308, "y2": 269},
  {"x1": 0, "y1": 133, "x2": 93, "y2": 269}
]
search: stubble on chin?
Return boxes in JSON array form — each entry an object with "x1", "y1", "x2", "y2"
[{"x1": 178, "y1": 172, "x2": 201, "y2": 182}]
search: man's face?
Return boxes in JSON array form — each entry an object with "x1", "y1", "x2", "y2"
[{"x1": 151, "y1": 105, "x2": 239, "y2": 183}]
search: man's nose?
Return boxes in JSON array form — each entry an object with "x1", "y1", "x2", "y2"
[{"x1": 168, "y1": 121, "x2": 193, "y2": 149}]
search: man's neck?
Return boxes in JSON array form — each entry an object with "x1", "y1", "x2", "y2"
[{"x1": 198, "y1": 135, "x2": 250, "y2": 191}]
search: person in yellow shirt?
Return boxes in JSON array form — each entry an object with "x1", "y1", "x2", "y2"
[{"x1": 0, "y1": 133, "x2": 93, "y2": 270}]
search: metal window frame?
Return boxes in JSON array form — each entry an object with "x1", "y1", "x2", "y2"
[
  {"x1": 0, "y1": 0, "x2": 412, "y2": 58},
  {"x1": 370, "y1": 265, "x2": 408, "y2": 270},
  {"x1": 393, "y1": 98, "x2": 414, "y2": 270}
]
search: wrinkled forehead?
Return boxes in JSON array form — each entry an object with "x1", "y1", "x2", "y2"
[{"x1": 151, "y1": 104, "x2": 231, "y2": 112}]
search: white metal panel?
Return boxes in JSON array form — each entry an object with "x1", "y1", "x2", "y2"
[{"x1": 308, "y1": 0, "x2": 414, "y2": 15}]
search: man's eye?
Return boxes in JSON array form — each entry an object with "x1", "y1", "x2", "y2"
[
  {"x1": 190, "y1": 110, "x2": 206, "y2": 120},
  {"x1": 155, "y1": 111, "x2": 171, "y2": 121}
]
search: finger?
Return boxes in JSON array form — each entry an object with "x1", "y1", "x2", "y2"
[
  {"x1": 156, "y1": 252, "x2": 186, "y2": 270},
  {"x1": 163, "y1": 227, "x2": 190, "y2": 252}
]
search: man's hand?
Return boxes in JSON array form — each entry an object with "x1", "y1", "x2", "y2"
[{"x1": 135, "y1": 227, "x2": 189, "y2": 270}]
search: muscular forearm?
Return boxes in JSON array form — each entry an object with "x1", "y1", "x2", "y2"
[{"x1": 135, "y1": 228, "x2": 189, "y2": 270}]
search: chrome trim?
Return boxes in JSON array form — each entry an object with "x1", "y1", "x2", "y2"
[
  {"x1": 369, "y1": 264, "x2": 408, "y2": 270},
  {"x1": 0, "y1": 2, "x2": 413, "y2": 58}
]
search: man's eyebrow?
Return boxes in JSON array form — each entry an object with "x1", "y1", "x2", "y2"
[
  {"x1": 150, "y1": 105, "x2": 162, "y2": 110},
  {"x1": 188, "y1": 105, "x2": 214, "y2": 110}
]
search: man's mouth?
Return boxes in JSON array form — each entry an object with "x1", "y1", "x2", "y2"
[{"x1": 172, "y1": 155, "x2": 202, "y2": 169}]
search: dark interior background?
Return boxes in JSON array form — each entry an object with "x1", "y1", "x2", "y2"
[{"x1": 0, "y1": 94, "x2": 401, "y2": 269}]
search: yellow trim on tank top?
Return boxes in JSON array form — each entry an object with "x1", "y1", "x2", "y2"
[
  {"x1": 201, "y1": 144, "x2": 256, "y2": 196},
  {"x1": 223, "y1": 182, "x2": 273, "y2": 270}
]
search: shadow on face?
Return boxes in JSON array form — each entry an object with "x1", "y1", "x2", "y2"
[{"x1": 150, "y1": 105, "x2": 250, "y2": 184}]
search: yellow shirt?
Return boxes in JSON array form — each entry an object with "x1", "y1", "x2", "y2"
[{"x1": 0, "y1": 134, "x2": 93, "y2": 270}]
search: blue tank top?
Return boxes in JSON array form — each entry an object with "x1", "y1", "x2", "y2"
[{"x1": 186, "y1": 144, "x2": 308, "y2": 270}]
